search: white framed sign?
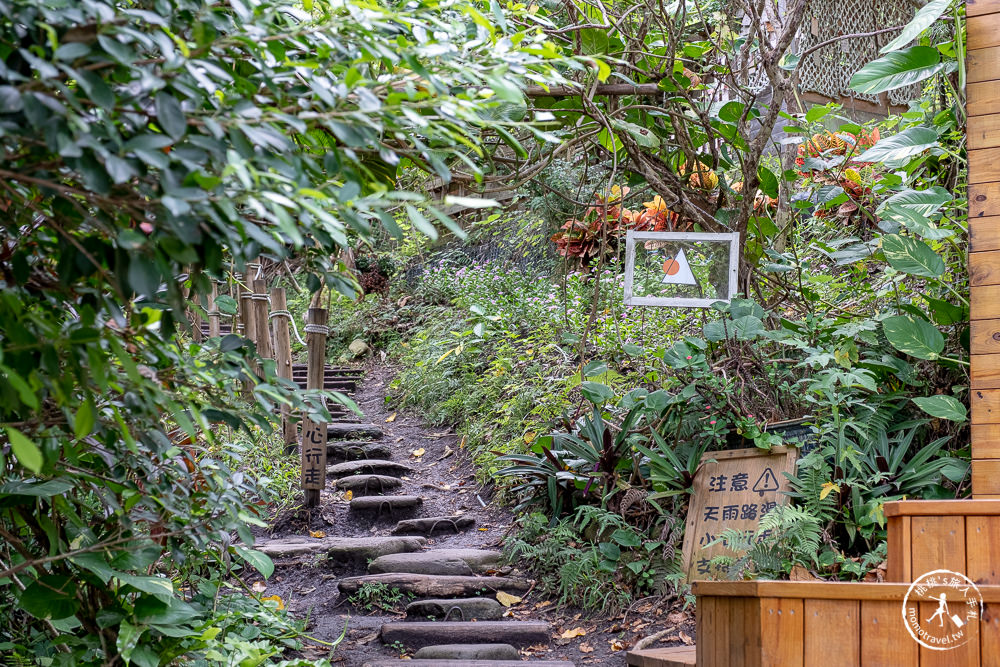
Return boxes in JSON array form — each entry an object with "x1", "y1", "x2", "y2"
[{"x1": 623, "y1": 231, "x2": 740, "y2": 308}]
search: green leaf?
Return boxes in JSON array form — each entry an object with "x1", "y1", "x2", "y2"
[
  {"x1": 116, "y1": 573, "x2": 174, "y2": 598},
  {"x1": 881, "y1": 234, "x2": 945, "y2": 277},
  {"x1": 579, "y1": 381, "x2": 615, "y2": 404},
  {"x1": 154, "y1": 92, "x2": 186, "y2": 140},
  {"x1": 611, "y1": 120, "x2": 660, "y2": 148},
  {"x1": 881, "y1": 0, "x2": 953, "y2": 53},
  {"x1": 234, "y1": 546, "x2": 275, "y2": 579},
  {"x1": 882, "y1": 315, "x2": 945, "y2": 360},
  {"x1": 856, "y1": 127, "x2": 939, "y2": 163},
  {"x1": 598, "y1": 541, "x2": 621, "y2": 561},
  {"x1": 215, "y1": 295, "x2": 238, "y2": 316},
  {"x1": 18, "y1": 575, "x2": 79, "y2": 620},
  {"x1": 6, "y1": 428, "x2": 43, "y2": 473},
  {"x1": 75, "y1": 400, "x2": 95, "y2": 439},
  {"x1": 757, "y1": 166, "x2": 778, "y2": 198},
  {"x1": 611, "y1": 529, "x2": 641, "y2": 547},
  {"x1": 0, "y1": 479, "x2": 74, "y2": 496},
  {"x1": 850, "y1": 47, "x2": 946, "y2": 95},
  {"x1": 128, "y1": 259, "x2": 161, "y2": 298},
  {"x1": 912, "y1": 395, "x2": 967, "y2": 422}
]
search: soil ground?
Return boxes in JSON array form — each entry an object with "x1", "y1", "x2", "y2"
[{"x1": 249, "y1": 361, "x2": 695, "y2": 665}]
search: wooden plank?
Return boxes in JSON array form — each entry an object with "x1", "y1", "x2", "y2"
[
  {"x1": 803, "y1": 599, "x2": 859, "y2": 666},
  {"x1": 695, "y1": 595, "x2": 719, "y2": 667},
  {"x1": 972, "y1": 319, "x2": 1000, "y2": 353},
  {"x1": 970, "y1": 115, "x2": 1000, "y2": 152},
  {"x1": 971, "y1": 217, "x2": 1000, "y2": 252},
  {"x1": 971, "y1": 252, "x2": 1000, "y2": 287},
  {"x1": 860, "y1": 600, "x2": 918, "y2": 666},
  {"x1": 972, "y1": 425, "x2": 1000, "y2": 459},
  {"x1": 727, "y1": 597, "x2": 753, "y2": 667},
  {"x1": 887, "y1": 515, "x2": 912, "y2": 582},
  {"x1": 910, "y1": 515, "x2": 966, "y2": 577},
  {"x1": 973, "y1": 459, "x2": 1000, "y2": 496},
  {"x1": 970, "y1": 15, "x2": 1000, "y2": 51},
  {"x1": 972, "y1": 285, "x2": 1000, "y2": 321},
  {"x1": 251, "y1": 278, "x2": 272, "y2": 361},
  {"x1": 970, "y1": 148, "x2": 1000, "y2": 185},
  {"x1": 968, "y1": 0, "x2": 1000, "y2": 16},
  {"x1": 972, "y1": 388, "x2": 1000, "y2": 423},
  {"x1": 969, "y1": 46, "x2": 1000, "y2": 84},
  {"x1": 884, "y1": 499, "x2": 1000, "y2": 517},
  {"x1": 918, "y1": 599, "x2": 981, "y2": 666},
  {"x1": 759, "y1": 597, "x2": 802, "y2": 667},
  {"x1": 966, "y1": 516, "x2": 1000, "y2": 585},
  {"x1": 969, "y1": 84, "x2": 1000, "y2": 121},
  {"x1": 982, "y1": 603, "x2": 1000, "y2": 660},
  {"x1": 972, "y1": 354, "x2": 1000, "y2": 389},
  {"x1": 626, "y1": 647, "x2": 697, "y2": 667},
  {"x1": 971, "y1": 181, "x2": 1000, "y2": 218},
  {"x1": 691, "y1": 581, "x2": 1000, "y2": 602}
]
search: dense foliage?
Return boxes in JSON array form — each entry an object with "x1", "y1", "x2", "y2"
[{"x1": 0, "y1": 0, "x2": 561, "y2": 661}]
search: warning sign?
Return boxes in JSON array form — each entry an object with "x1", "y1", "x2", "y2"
[{"x1": 681, "y1": 447, "x2": 797, "y2": 581}]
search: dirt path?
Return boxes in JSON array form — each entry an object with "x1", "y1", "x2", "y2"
[{"x1": 251, "y1": 363, "x2": 689, "y2": 666}]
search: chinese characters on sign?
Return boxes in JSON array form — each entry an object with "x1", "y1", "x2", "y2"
[
  {"x1": 680, "y1": 447, "x2": 797, "y2": 581},
  {"x1": 301, "y1": 418, "x2": 327, "y2": 490}
]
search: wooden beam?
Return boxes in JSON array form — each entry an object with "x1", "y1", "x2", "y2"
[
  {"x1": 971, "y1": 181, "x2": 1000, "y2": 218},
  {"x1": 971, "y1": 320, "x2": 1000, "y2": 353},
  {"x1": 973, "y1": 459, "x2": 1000, "y2": 496},
  {"x1": 969, "y1": 82, "x2": 1000, "y2": 117},
  {"x1": 969, "y1": 0, "x2": 1000, "y2": 16},
  {"x1": 970, "y1": 148, "x2": 1000, "y2": 184},
  {"x1": 972, "y1": 388, "x2": 1000, "y2": 423},
  {"x1": 972, "y1": 353, "x2": 1000, "y2": 388},
  {"x1": 971, "y1": 216, "x2": 1000, "y2": 252},
  {"x1": 973, "y1": 424, "x2": 1000, "y2": 458},
  {"x1": 969, "y1": 114, "x2": 1000, "y2": 151},
  {"x1": 970, "y1": 14, "x2": 1000, "y2": 51},
  {"x1": 969, "y1": 46, "x2": 1000, "y2": 83},
  {"x1": 972, "y1": 285, "x2": 1000, "y2": 320},
  {"x1": 971, "y1": 250, "x2": 1000, "y2": 286}
]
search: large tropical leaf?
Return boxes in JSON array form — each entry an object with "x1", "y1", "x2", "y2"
[
  {"x1": 856, "y1": 127, "x2": 939, "y2": 163},
  {"x1": 881, "y1": 234, "x2": 945, "y2": 277},
  {"x1": 882, "y1": 315, "x2": 945, "y2": 360},
  {"x1": 912, "y1": 395, "x2": 967, "y2": 422},
  {"x1": 880, "y1": 0, "x2": 954, "y2": 53},
  {"x1": 850, "y1": 46, "x2": 946, "y2": 94}
]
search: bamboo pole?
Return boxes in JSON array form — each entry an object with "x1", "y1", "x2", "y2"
[
  {"x1": 207, "y1": 282, "x2": 221, "y2": 337},
  {"x1": 300, "y1": 307, "x2": 329, "y2": 507},
  {"x1": 271, "y1": 287, "x2": 298, "y2": 454}
]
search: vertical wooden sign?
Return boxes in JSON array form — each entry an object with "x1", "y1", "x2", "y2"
[
  {"x1": 301, "y1": 307, "x2": 328, "y2": 507},
  {"x1": 968, "y1": 3, "x2": 1000, "y2": 498},
  {"x1": 681, "y1": 447, "x2": 797, "y2": 581}
]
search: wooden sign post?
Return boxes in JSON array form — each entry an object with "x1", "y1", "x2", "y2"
[
  {"x1": 681, "y1": 447, "x2": 797, "y2": 581},
  {"x1": 301, "y1": 307, "x2": 329, "y2": 507},
  {"x1": 270, "y1": 287, "x2": 298, "y2": 454}
]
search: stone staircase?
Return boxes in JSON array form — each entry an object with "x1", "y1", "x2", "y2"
[{"x1": 257, "y1": 380, "x2": 574, "y2": 667}]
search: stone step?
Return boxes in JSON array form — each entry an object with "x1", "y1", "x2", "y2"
[
  {"x1": 379, "y1": 621, "x2": 550, "y2": 649},
  {"x1": 414, "y1": 644, "x2": 519, "y2": 660},
  {"x1": 327, "y1": 459, "x2": 412, "y2": 479},
  {"x1": 334, "y1": 475, "x2": 402, "y2": 495},
  {"x1": 392, "y1": 515, "x2": 475, "y2": 536},
  {"x1": 328, "y1": 423, "x2": 383, "y2": 439},
  {"x1": 405, "y1": 597, "x2": 504, "y2": 621},
  {"x1": 362, "y1": 662, "x2": 574, "y2": 667},
  {"x1": 350, "y1": 495, "x2": 423, "y2": 515},
  {"x1": 328, "y1": 441, "x2": 392, "y2": 461},
  {"x1": 372, "y1": 555, "x2": 474, "y2": 577},
  {"x1": 370, "y1": 549, "x2": 501, "y2": 574},
  {"x1": 256, "y1": 536, "x2": 425, "y2": 560},
  {"x1": 338, "y1": 573, "x2": 532, "y2": 598}
]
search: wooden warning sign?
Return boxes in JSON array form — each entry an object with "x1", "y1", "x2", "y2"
[{"x1": 681, "y1": 447, "x2": 798, "y2": 581}]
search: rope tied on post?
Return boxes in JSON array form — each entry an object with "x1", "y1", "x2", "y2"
[{"x1": 269, "y1": 309, "x2": 310, "y2": 346}]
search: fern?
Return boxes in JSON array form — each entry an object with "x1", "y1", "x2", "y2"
[{"x1": 711, "y1": 505, "x2": 823, "y2": 579}]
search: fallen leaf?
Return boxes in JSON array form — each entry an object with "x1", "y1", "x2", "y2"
[
  {"x1": 609, "y1": 639, "x2": 626, "y2": 651},
  {"x1": 261, "y1": 594, "x2": 285, "y2": 610},
  {"x1": 789, "y1": 565, "x2": 819, "y2": 581},
  {"x1": 309, "y1": 530, "x2": 326, "y2": 538},
  {"x1": 679, "y1": 630, "x2": 694, "y2": 646},
  {"x1": 478, "y1": 527, "x2": 489, "y2": 531},
  {"x1": 411, "y1": 448, "x2": 425, "y2": 458},
  {"x1": 523, "y1": 431, "x2": 536, "y2": 444},
  {"x1": 438, "y1": 446, "x2": 454, "y2": 460},
  {"x1": 535, "y1": 601, "x2": 552, "y2": 609},
  {"x1": 385, "y1": 413, "x2": 396, "y2": 423},
  {"x1": 459, "y1": 435, "x2": 467, "y2": 449},
  {"x1": 579, "y1": 643, "x2": 594, "y2": 653},
  {"x1": 343, "y1": 490, "x2": 353, "y2": 501},
  {"x1": 560, "y1": 627, "x2": 586, "y2": 640},
  {"x1": 496, "y1": 591, "x2": 522, "y2": 607},
  {"x1": 251, "y1": 581, "x2": 267, "y2": 593}
]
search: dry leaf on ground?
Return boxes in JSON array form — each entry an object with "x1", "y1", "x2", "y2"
[
  {"x1": 251, "y1": 581, "x2": 267, "y2": 593},
  {"x1": 261, "y1": 594, "x2": 284, "y2": 610},
  {"x1": 560, "y1": 627, "x2": 586, "y2": 640},
  {"x1": 411, "y1": 447, "x2": 425, "y2": 458},
  {"x1": 343, "y1": 490, "x2": 353, "y2": 501},
  {"x1": 385, "y1": 413, "x2": 396, "y2": 423},
  {"x1": 309, "y1": 530, "x2": 326, "y2": 538},
  {"x1": 579, "y1": 643, "x2": 594, "y2": 653},
  {"x1": 609, "y1": 639, "x2": 626, "y2": 651},
  {"x1": 496, "y1": 591, "x2": 522, "y2": 607},
  {"x1": 679, "y1": 630, "x2": 694, "y2": 645}
]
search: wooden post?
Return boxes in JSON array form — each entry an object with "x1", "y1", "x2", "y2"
[
  {"x1": 251, "y1": 278, "x2": 272, "y2": 361},
  {"x1": 301, "y1": 307, "x2": 329, "y2": 507},
  {"x1": 234, "y1": 272, "x2": 247, "y2": 337},
  {"x1": 207, "y1": 281, "x2": 221, "y2": 337},
  {"x1": 241, "y1": 269, "x2": 258, "y2": 346},
  {"x1": 271, "y1": 287, "x2": 298, "y2": 454},
  {"x1": 968, "y1": 7, "x2": 1000, "y2": 498}
]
